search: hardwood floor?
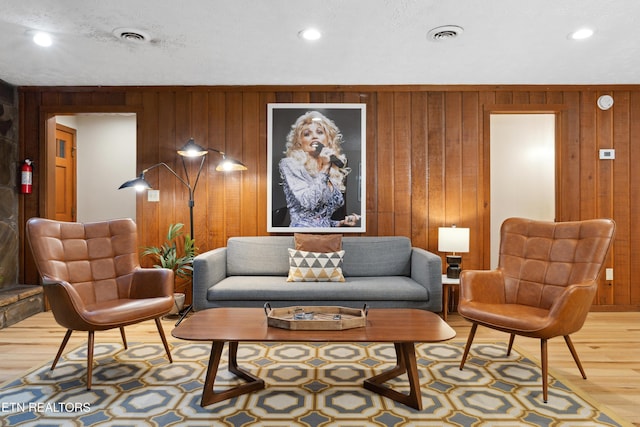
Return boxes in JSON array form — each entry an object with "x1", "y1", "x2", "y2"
[{"x1": 1, "y1": 310, "x2": 638, "y2": 425}]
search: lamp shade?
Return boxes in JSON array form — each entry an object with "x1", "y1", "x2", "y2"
[
  {"x1": 216, "y1": 157, "x2": 248, "y2": 171},
  {"x1": 438, "y1": 226, "x2": 470, "y2": 253},
  {"x1": 118, "y1": 174, "x2": 151, "y2": 192},
  {"x1": 177, "y1": 138, "x2": 208, "y2": 157}
]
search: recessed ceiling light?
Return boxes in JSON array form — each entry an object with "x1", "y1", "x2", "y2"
[
  {"x1": 298, "y1": 28, "x2": 322, "y2": 41},
  {"x1": 570, "y1": 28, "x2": 594, "y2": 40},
  {"x1": 32, "y1": 31, "x2": 53, "y2": 47}
]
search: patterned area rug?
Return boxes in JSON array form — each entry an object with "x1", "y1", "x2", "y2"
[{"x1": 0, "y1": 341, "x2": 630, "y2": 426}]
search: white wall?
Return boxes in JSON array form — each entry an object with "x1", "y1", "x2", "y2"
[
  {"x1": 56, "y1": 114, "x2": 136, "y2": 222},
  {"x1": 490, "y1": 114, "x2": 555, "y2": 268}
]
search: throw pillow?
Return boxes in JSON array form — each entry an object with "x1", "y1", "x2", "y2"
[
  {"x1": 294, "y1": 233, "x2": 342, "y2": 253},
  {"x1": 287, "y1": 248, "x2": 346, "y2": 282}
]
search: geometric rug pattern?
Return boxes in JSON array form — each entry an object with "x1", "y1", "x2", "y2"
[{"x1": 0, "y1": 341, "x2": 629, "y2": 426}]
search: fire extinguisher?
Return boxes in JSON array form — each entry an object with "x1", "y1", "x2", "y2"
[{"x1": 20, "y1": 159, "x2": 33, "y2": 194}]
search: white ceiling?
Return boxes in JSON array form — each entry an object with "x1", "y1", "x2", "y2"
[{"x1": 1, "y1": 0, "x2": 639, "y2": 87}]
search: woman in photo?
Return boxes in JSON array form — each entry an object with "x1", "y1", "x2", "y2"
[{"x1": 279, "y1": 110, "x2": 360, "y2": 228}]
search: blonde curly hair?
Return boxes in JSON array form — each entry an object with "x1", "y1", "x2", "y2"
[{"x1": 284, "y1": 111, "x2": 350, "y2": 191}]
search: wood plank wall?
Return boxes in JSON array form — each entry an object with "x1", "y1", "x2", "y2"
[{"x1": 18, "y1": 85, "x2": 640, "y2": 311}]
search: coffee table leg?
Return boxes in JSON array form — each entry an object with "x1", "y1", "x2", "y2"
[
  {"x1": 201, "y1": 341, "x2": 265, "y2": 407},
  {"x1": 363, "y1": 342, "x2": 422, "y2": 410}
]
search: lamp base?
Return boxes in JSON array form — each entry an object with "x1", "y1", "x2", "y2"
[{"x1": 446, "y1": 255, "x2": 462, "y2": 279}]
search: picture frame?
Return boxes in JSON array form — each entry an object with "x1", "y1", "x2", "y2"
[{"x1": 267, "y1": 103, "x2": 366, "y2": 233}]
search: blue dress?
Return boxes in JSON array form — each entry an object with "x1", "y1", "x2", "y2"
[{"x1": 279, "y1": 157, "x2": 344, "y2": 227}]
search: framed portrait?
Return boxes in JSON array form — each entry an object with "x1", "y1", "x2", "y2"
[{"x1": 267, "y1": 103, "x2": 366, "y2": 233}]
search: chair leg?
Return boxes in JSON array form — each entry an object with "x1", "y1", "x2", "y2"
[
  {"x1": 155, "y1": 318, "x2": 173, "y2": 363},
  {"x1": 507, "y1": 334, "x2": 516, "y2": 356},
  {"x1": 540, "y1": 338, "x2": 548, "y2": 403},
  {"x1": 51, "y1": 329, "x2": 73, "y2": 370},
  {"x1": 459, "y1": 323, "x2": 478, "y2": 370},
  {"x1": 120, "y1": 327, "x2": 128, "y2": 349},
  {"x1": 563, "y1": 335, "x2": 587, "y2": 379},
  {"x1": 87, "y1": 331, "x2": 95, "y2": 390}
]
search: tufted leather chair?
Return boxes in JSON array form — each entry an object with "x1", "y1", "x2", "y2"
[
  {"x1": 26, "y1": 217, "x2": 175, "y2": 389},
  {"x1": 458, "y1": 217, "x2": 615, "y2": 403}
]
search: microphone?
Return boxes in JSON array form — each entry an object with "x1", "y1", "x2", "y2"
[{"x1": 313, "y1": 143, "x2": 345, "y2": 168}]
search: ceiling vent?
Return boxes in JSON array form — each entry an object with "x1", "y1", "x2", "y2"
[
  {"x1": 427, "y1": 25, "x2": 464, "y2": 41},
  {"x1": 112, "y1": 28, "x2": 150, "y2": 43}
]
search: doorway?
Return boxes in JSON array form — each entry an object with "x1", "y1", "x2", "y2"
[
  {"x1": 490, "y1": 114, "x2": 556, "y2": 268},
  {"x1": 47, "y1": 113, "x2": 137, "y2": 223}
]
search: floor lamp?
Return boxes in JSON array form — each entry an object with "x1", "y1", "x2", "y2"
[{"x1": 119, "y1": 138, "x2": 247, "y2": 324}]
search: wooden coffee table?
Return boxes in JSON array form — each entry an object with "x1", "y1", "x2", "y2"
[{"x1": 172, "y1": 307, "x2": 456, "y2": 410}]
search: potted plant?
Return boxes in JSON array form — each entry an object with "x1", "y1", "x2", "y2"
[{"x1": 141, "y1": 223, "x2": 197, "y2": 315}]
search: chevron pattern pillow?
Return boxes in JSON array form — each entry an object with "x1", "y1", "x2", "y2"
[{"x1": 286, "y1": 248, "x2": 346, "y2": 282}]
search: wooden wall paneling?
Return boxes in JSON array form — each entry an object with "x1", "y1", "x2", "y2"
[
  {"x1": 546, "y1": 91, "x2": 564, "y2": 105},
  {"x1": 579, "y1": 92, "x2": 598, "y2": 218},
  {"x1": 596, "y1": 91, "x2": 615, "y2": 305},
  {"x1": 292, "y1": 92, "x2": 311, "y2": 103},
  {"x1": 629, "y1": 91, "x2": 640, "y2": 306},
  {"x1": 426, "y1": 92, "x2": 446, "y2": 262},
  {"x1": 375, "y1": 92, "x2": 394, "y2": 235},
  {"x1": 190, "y1": 91, "x2": 210, "y2": 247},
  {"x1": 461, "y1": 92, "x2": 481, "y2": 270},
  {"x1": 207, "y1": 92, "x2": 227, "y2": 250},
  {"x1": 560, "y1": 91, "x2": 581, "y2": 221},
  {"x1": 241, "y1": 91, "x2": 260, "y2": 236},
  {"x1": 495, "y1": 90, "x2": 513, "y2": 105},
  {"x1": 172, "y1": 91, "x2": 191, "y2": 238},
  {"x1": 18, "y1": 91, "x2": 41, "y2": 285},
  {"x1": 612, "y1": 90, "x2": 630, "y2": 305},
  {"x1": 479, "y1": 91, "x2": 496, "y2": 268},
  {"x1": 410, "y1": 92, "x2": 428, "y2": 249},
  {"x1": 443, "y1": 92, "x2": 463, "y2": 228},
  {"x1": 257, "y1": 92, "x2": 277, "y2": 237},
  {"x1": 223, "y1": 92, "x2": 244, "y2": 239},
  {"x1": 138, "y1": 91, "x2": 161, "y2": 262},
  {"x1": 17, "y1": 84, "x2": 640, "y2": 310},
  {"x1": 40, "y1": 91, "x2": 59, "y2": 106},
  {"x1": 512, "y1": 91, "x2": 530, "y2": 104},
  {"x1": 153, "y1": 91, "x2": 179, "y2": 259},
  {"x1": 529, "y1": 91, "x2": 547, "y2": 104},
  {"x1": 363, "y1": 92, "x2": 378, "y2": 235},
  {"x1": 393, "y1": 92, "x2": 412, "y2": 238}
]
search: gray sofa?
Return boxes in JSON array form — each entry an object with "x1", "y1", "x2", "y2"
[{"x1": 192, "y1": 236, "x2": 443, "y2": 312}]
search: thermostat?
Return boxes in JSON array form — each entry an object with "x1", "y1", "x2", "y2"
[{"x1": 599, "y1": 149, "x2": 615, "y2": 160}]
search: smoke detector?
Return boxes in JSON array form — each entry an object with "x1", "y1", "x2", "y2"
[
  {"x1": 427, "y1": 25, "x2": 464, "y2": 41},
  {"x1": 112, "y1": 28, "x2": 151, "y2": 43}
]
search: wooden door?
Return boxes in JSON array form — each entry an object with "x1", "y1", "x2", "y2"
[{"x1": 55, "y1": 124, "x2": 76, "y2": 222}]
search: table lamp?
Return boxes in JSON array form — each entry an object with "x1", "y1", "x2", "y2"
[{"x1": 438, "y1": 225, "x2": 470, "y2": 279}]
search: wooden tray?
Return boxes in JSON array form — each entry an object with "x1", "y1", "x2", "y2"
[{"x1": 264, "y1": 303, "x2": 368, "y2": 330}]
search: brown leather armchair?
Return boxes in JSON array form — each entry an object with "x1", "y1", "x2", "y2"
[
  {"x1": 26, "y1": 217, "x2": 175, "y2": 389},
  {"x1": 458, "y1": 217, "x2": 615, "y2": 402}
]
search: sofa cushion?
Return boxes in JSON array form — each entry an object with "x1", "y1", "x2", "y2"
[
  {"x1": 294, "y1": 233, "x2": 342, "y2": 252},
  {"x1": 208, "y1": 275, "x2": 428, "y2": 302},
  {"x1": 226, "y1": 236, "x2": 293, "y2": 276},
  {"x1": 342, "y1": 237, "x2": 412, "y2": 277},
  {"x1": 286, "y1": 249, "x2": 345, "y2": 282}
]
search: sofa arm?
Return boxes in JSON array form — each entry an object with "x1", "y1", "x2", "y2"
[
  {"x1": 192, "y1": 247, "x2": 227, "y2": 311},
  {"x1": 411, "y1": 247, "x2": 443, "y2": 311}
]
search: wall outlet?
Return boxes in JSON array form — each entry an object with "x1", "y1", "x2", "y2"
[
  {"x1": 605, "y1": 268, "x2": 614, "y2": 281},
  {"x1": 599, "y1": 149, "x2": 615, "y2": 160},
  {"x1": 147, "y1": 190, "x2": 160, "y2": 202}
]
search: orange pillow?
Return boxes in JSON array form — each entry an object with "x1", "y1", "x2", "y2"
[{"x1": 294, "y1": 233, "x2": 342, "y2": 253}]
